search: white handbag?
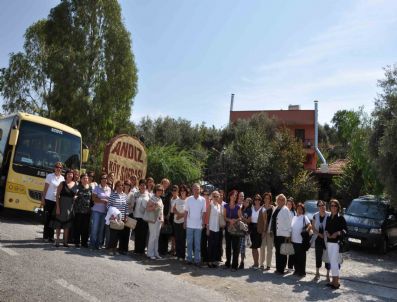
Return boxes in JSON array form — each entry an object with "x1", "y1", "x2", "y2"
[{"x1": 280, "y1": 242, "x2": 295, "y2": 255}]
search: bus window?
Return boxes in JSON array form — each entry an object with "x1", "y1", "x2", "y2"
[{"x1": 13, "y1": 121, "x2": 81, "y2": 171}]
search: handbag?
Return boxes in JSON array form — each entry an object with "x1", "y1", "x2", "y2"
[
  {"x1": 124, "y1": 217, "x2": 137, "y2": 230},
  {"x1": 219, "y1": 207, "x2": 226, "y2": 228},
  {"x1": 301, "y1": 216, "x2": 312, "y2": 251},
  {"x1": 160, "y1": 223, "x2": 173, "y2": 235},
  {"x1": 280, "y1": 242, "x2": 295, "y2": 255},
  {"x1": 338, "y1": 234, "x2": 350, "y2": 253},
  {"x1": 322, "y1": 249, "x2": 343, "y2": 264},
  {"x1": 109, "y1": 219, "x2": 125, "y2": 230},
  {"x1": 228, "y1": 220, "x2": 248, "y2": 237}
]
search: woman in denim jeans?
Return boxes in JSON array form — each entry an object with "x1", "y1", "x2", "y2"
[{"x1": 90, "y1": 173, "x2": 111, "y2": 249}]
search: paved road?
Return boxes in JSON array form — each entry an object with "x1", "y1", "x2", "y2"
[{"x1": 0, "y1": 210, "x2": 396, "y2": 302}]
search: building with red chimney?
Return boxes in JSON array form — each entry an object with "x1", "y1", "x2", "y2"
[{"x1": 229, "y1": 104, "x2": 318, "y2": 171}]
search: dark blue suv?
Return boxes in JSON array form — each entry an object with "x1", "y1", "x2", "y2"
[{"x1": 344, "y1": 195, "x2": 397, "y2": 253}]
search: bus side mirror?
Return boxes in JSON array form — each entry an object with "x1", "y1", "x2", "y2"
[
  {"x1": 82, "y1": 148, "x2": 89, "y2": 163},
  {"x1": 9, "y1": 129, "x2": 19, "y2": 146}
]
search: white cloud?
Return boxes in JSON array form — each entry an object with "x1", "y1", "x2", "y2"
[{"x1": 234, "y1": 0, "x2": 396, "y2": 124}]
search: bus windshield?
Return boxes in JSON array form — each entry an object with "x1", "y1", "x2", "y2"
[{"x1": 13, "y1": 121, "x2": 81, "y2": 171}]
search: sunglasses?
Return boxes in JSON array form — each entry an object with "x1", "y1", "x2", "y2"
[
  {"x1": 101, "y1": 177, "x2": 107, "y2": 180},
  {"x1": 55, "y1": 166, "x2": 62, "y2": 169},
  {"x1": 330, "y1": 204, "x2": 338, "y2": 208},
  {"x1": 318, "y1": 204, "x2": 325, "y2": 207},
  {"x1": 213, "y1": 196, "x2": 220, "y2": 198}
]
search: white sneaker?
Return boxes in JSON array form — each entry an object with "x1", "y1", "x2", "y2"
[{"x1": 150, "y1": 256, "x2": 156, "y2": 260}]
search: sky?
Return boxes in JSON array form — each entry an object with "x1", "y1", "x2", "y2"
[{"x1": 1, "y1": 0, "x2": 396, "y2": 129}]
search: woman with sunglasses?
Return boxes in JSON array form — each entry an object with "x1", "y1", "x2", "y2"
[
  {"x1": 41, "y1": 162, "x2": 65, "y2": 242},
  {"x1": 106, "y1": 180, "x2": 128, "y2": 255},
  {"x1": 73, "y1": 173, "x2": 92, "y2": 248},
  {"x1": 249, "y1": 194, "x2": 263, "y2": 269},
  {"x1": 206, "y1": 190, "x2": 222, "y2": 268},
  {"x1": 146, "y1": 184, "x2": 165, "y2": 260},
  {"x1": 224, "y1": 189, "x2": 242, "y2": 271},
  {"x1": 312, "y1": 200, "x2": 330, "y2": 281},
  {"x1": 133, "y1": 179, "x2": 150, "y2": 254},
  {"x1": 291, "y1": 202, "x2": 312, "y2": 277},
  {"x1": 53, "y1": 169, "x2": 78, "y2": 247},
  {"x1": 258, "y1": 192, "x2": 274, "y2": 270},
  {"x1": 90, "y1": 173, "x2": 111, "y2": 249},
  {"x1": 325, "y1": 199, "x2": 347, "y2": 289},
  {"x1": 173, "y1": 184, "x2": 188, "y2": 260}
]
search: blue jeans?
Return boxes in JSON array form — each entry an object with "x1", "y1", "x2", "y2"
[
  {"x1": 186, "y1": 228, "x2": 202, "y2": 263},
  {"x1": 90, "y1": 211, "x2": 105, "y2": 248}
]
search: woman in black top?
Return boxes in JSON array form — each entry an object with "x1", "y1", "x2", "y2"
[
  {"x1": 325, "y1": 199, "x2": 347, "y2": 289},
  {"x1": 73, "y1": 173, "x2": 92, "y2": 247}
]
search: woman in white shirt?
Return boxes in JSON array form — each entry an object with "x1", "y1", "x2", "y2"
[
  {"x1": 249, "y1": 194, "x2": 263, "y2": 269},
  {"x1": 171, "y1": 185, "x2": 186, "y2": 260},
  {"x1": 41, "y1": 162, "x2": 65, "y2": 242},
  {"x1": 133, "y1": 179, "x2": 150, "y2": 254},
  {"x1": 206, "y1": 191, "x2": 222, "y2": 268},
  {"x1": 146, "y1": 184, "x2": 164, "y2": 260},
  {"x1": 291, "y1": 202, "x2": 312, "y2": 277}
]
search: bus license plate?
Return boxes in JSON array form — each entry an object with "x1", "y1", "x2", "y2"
[{"x1": 348, "y1": 238, "x2": 361, "y2": 244}]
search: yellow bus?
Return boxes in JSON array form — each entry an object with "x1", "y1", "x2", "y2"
[{"x1": 0, "y1": 112, "x2": 88, "y2": 212}]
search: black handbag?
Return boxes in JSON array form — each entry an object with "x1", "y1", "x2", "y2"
[
  {"x1": 160, "y1": 223, "x2": 173, "y2": 235},
  {"x1": 301, "y1": 216, "x2": 312, "y2": 251},
  {"x1": 338, "y1": 232, "x2": 350, "y2": 253}
]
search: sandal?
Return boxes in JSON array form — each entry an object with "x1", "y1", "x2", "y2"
[{"x1": 331, "y1": 283, "x2": 340, "y2": 290}]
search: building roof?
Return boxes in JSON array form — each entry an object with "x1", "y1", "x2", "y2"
[
  {"x1": 315, "y1": 159, "x2": 348, "y2": 175},
  {"x1": 230, "y1": 109, "x2": 315, "y2": 125}
]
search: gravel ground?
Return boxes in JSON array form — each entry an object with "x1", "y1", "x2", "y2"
[{"x1": 0, "y1": 210, "x2": 396, "y2": 302}]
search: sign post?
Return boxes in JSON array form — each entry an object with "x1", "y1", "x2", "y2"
[{"x1": 102, "y1": 135, "x2": 147, "y2": 183}]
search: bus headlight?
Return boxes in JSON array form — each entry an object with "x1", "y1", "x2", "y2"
[{"x1": 7, "y1": 182, "x2": 26, "y2": 194}]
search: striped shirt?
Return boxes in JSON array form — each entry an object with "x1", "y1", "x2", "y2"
[{"x1": 108, "y1": 191, "x2": 128, "y2": 220}]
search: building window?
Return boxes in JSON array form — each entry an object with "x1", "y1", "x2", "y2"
[{"x1": 295, "y1": 129, "x2": 305, "y2": 142}]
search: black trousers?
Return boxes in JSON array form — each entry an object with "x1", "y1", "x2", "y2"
[
  {"x1": 118, "y1": 226, "x2": 131, "y2": 252},
  {"x1": 158, "y1": 232, "x2": 169, "y2": 255},
  {"x1": 43, "y1": 200, "x2": 55, "y2": 240},
  {"x1": 208, "y1": 230, "x2": 220, "y2": 263},
  {"x1": 218, "y1": 229, "x2": 224, "y2": 261},
  {"x1": 293, "y1": 243, "x2": 306, "y2": 275},
  {"x1": 73, "y1": 213, "x2": 90, "y2": 246},
  {"x1": 173, "y1": 222, "x2": 186, "y2": 259},
  {"x1": 225, "y1": 229, "x2": 240, "y2": 269},
  {"x1": 315, "y1": 239, "x2": 331, "y2": 270},
  {"x1": 288, "y1": 253, "x2": 295, "y2": 269},
  {"x1": 274, "y1": 236, "x2": 288, "y2": 273},
  {"x1": 134, "y1": 218, "x2": 148, "y2": 254},
  {"x1": 201, "y1": 227, "x2": 209, "y2": 262}
]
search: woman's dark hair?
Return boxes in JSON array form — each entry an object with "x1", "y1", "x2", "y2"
[
  {"x1": 287, "y1": 197, "x2": 296, "y2": 210},
  {"x1": 64, "y1": 169, "x2": 74, "y2": 177},
  {"x1": 154, "y1": 184, "x2": 164, "y2": 192},
  {"x1": 243, "y1": 198, "x2": 252, "y2": 209},
  {"x1": 179, "y1": 184, "x2": 189, "y2": 195},
  {"x1": 138, "y1": 179, "x2": 146, "y2": 186},
  {"x1": 114, "y1": 180, "x2": 123, "y2": 189},
  {"x1": 317, "y1": 200, "x2": 326, "y2": 207},
  {"x1": 228, "y1": 189, "x2": 238, "y2": 201},
  {"x1": 296, "y1": 202, "x2": 305, "y2": 214},
  {"x1": 80, "y1": 173, "x2": 88, "y2": 180},
  {"x1": 330, "y1": 199, "x2": 341, "y2": 213},
  {"x1": 262, "y1": 192, "x2": 272, "y2": 202},
  {"x1": 172, "y1": 184, "x2": 179, "y2": 191},
  {"x1": 253, "y1": 194, "x2": 263, "y2": 206}
]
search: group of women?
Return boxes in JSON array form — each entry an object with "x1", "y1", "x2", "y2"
[{"x1": 41, "y1": 162, "x2": 347, "y2": 290}]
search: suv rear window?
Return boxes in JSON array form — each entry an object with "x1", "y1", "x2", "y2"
[{"x1": 346, "y1": 200, "x2": 387, "y2": 220}]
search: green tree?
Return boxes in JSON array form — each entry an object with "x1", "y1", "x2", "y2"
[
  {"x1": 370, "y1": 65, "x2": 397, "y2": 206},
  {"x1": 334, "y1": 109, "x2": 383, "y2": 204},
  {"x1": 146, "y1": 145, "x2": 203, "y2": 185},
  {"x1": 0, "y1": 0, "x2": 138, "y2": 169},
  {"x1": 221, "y1": 113, "x2": 317, "y2": 198}
]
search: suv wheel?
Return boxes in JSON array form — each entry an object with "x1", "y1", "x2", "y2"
[{"x1": 378, "y1": 236, "x2": 388, "y2": 254}]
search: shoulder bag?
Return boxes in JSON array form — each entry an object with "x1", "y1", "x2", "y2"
[
  {"x1": 124, "y1": 216, "x2": 137, "y2": 230},
  {"x1": 301, "y1": 216, "x2": 312, "y2": 251},
  {"x1": 219, "y1": 205, "x2": 226, "y2": 228}
]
